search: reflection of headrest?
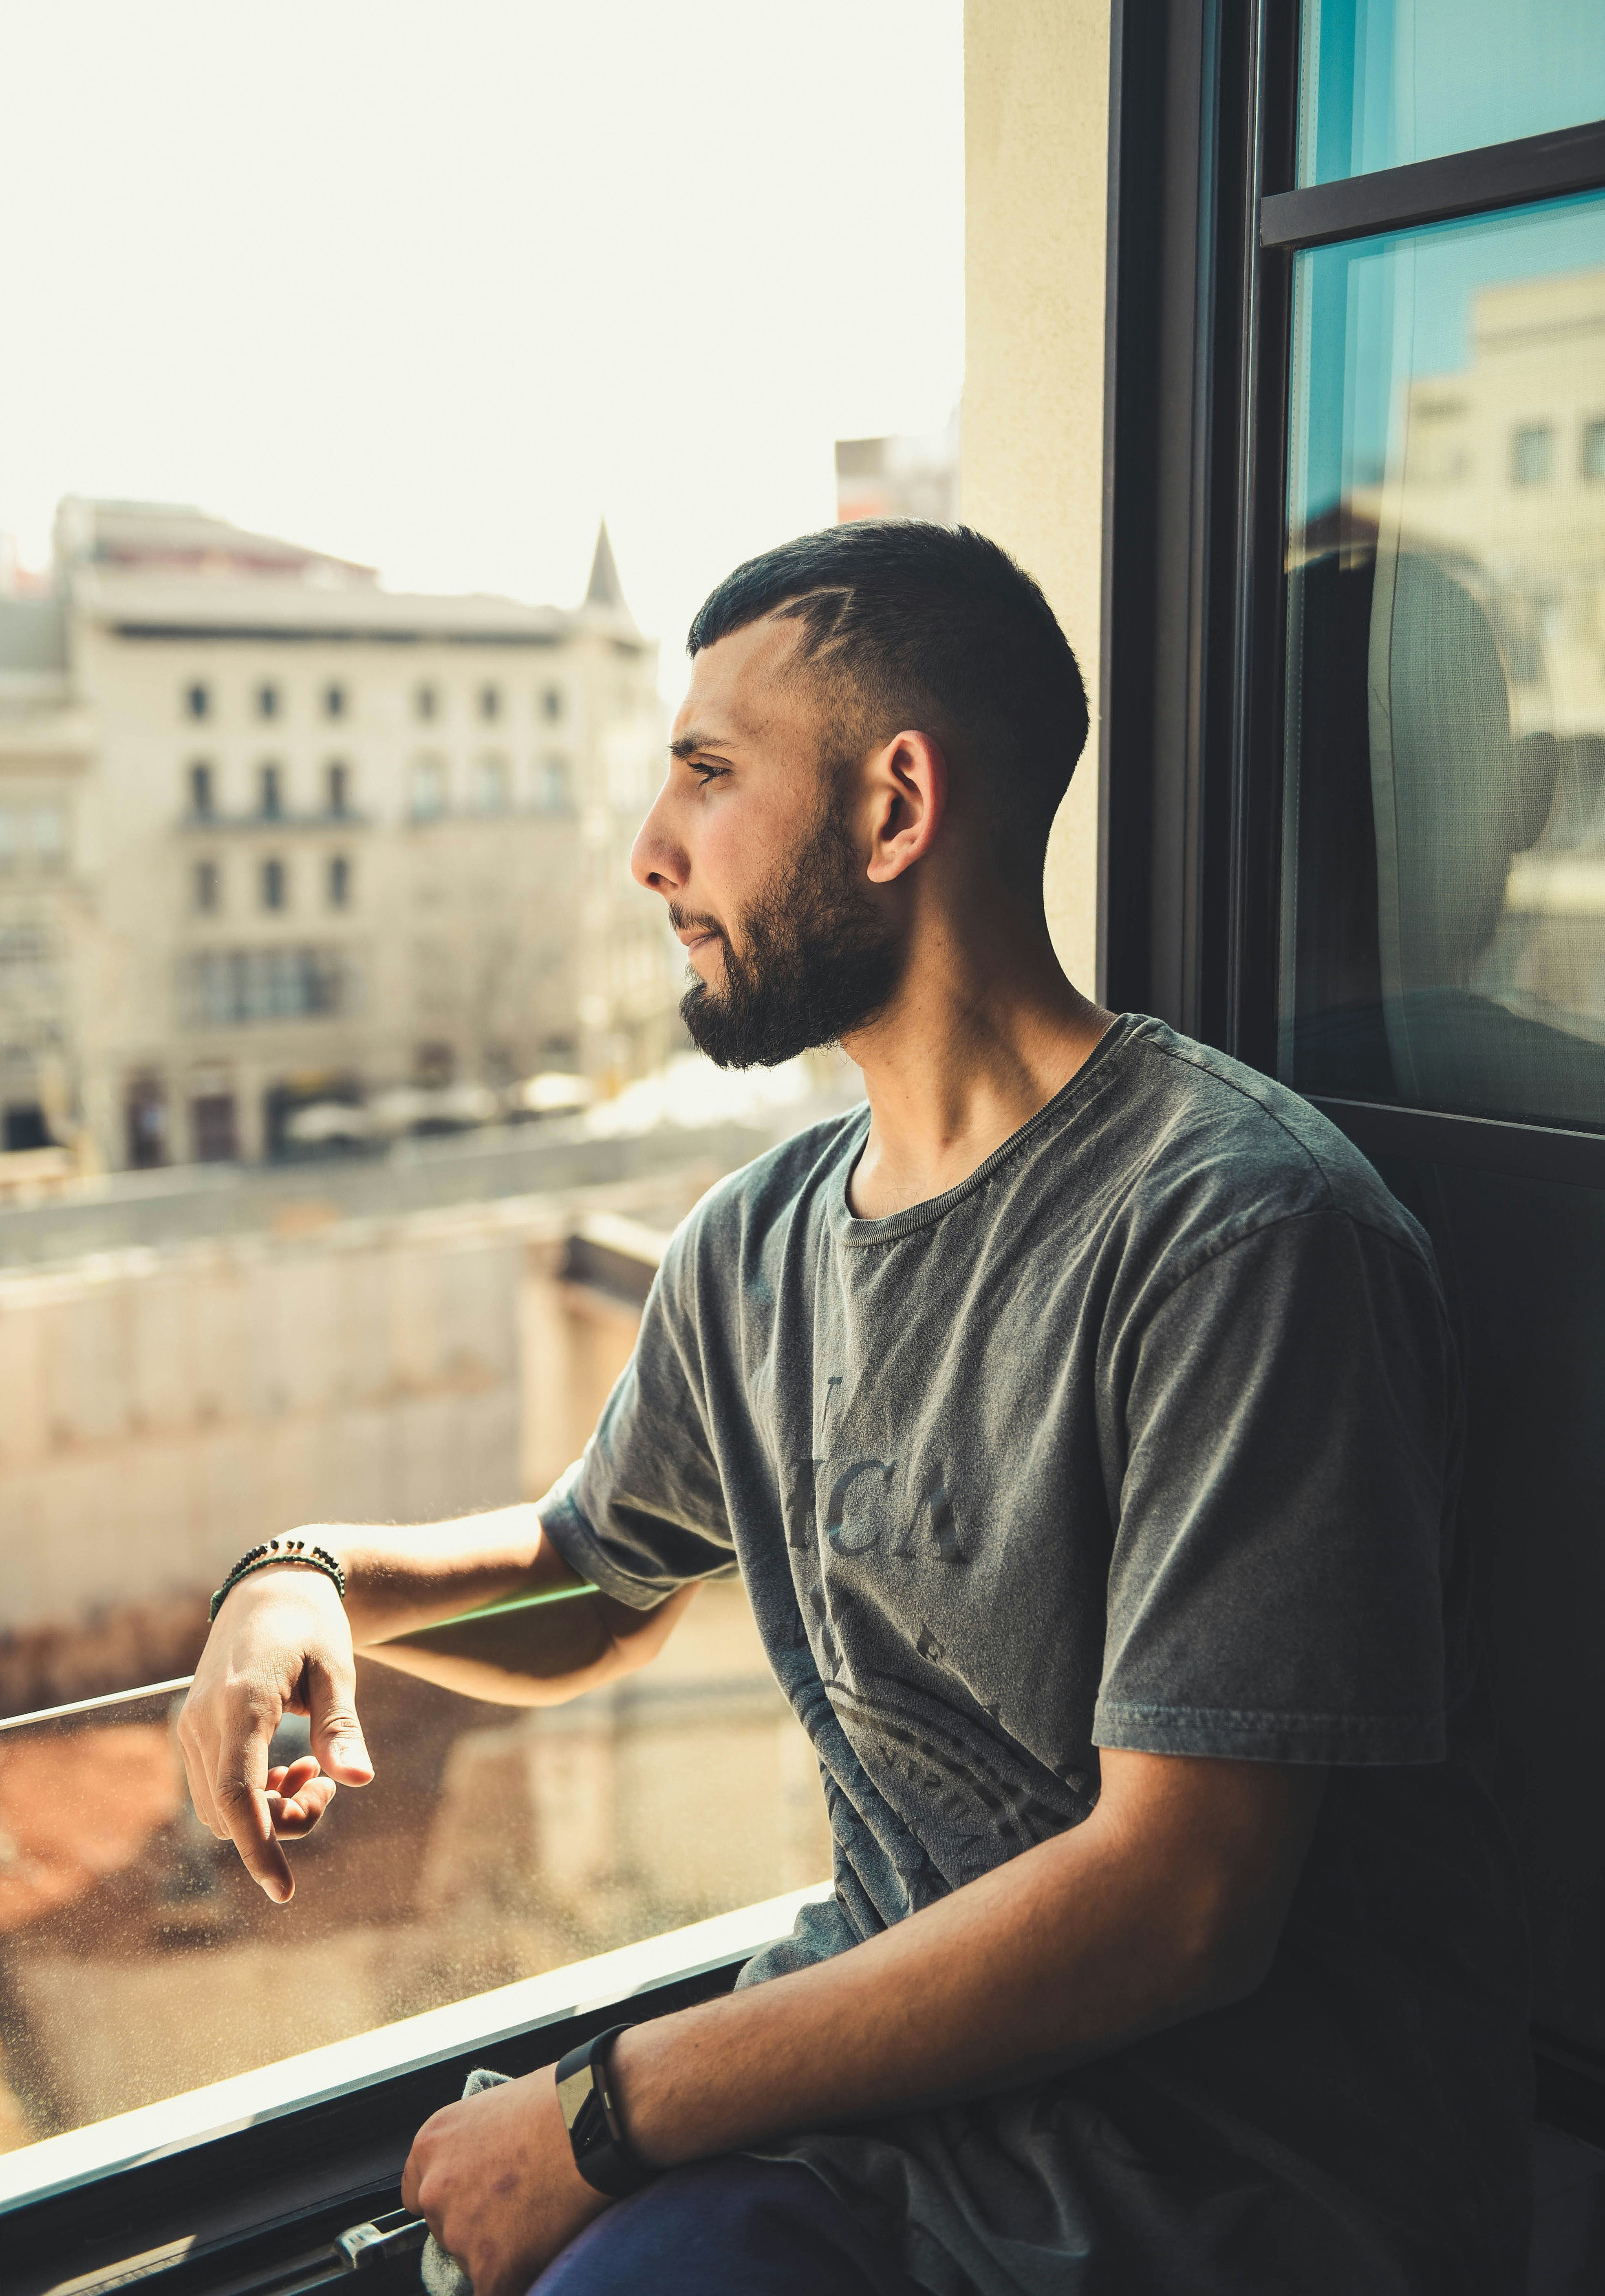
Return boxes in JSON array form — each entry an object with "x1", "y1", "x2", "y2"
[{"x1": 1371, "y1": 554, "x2": 1556, "y2": 984}]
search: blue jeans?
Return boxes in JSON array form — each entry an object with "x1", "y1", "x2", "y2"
[{"x1": 528, "y1": 2155, "x2": 922, "y2": 2296}]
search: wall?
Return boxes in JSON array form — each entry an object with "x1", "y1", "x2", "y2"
[
  {"x1": 961, "y1": 0, "x2": 1110, "y2": 993},
  {"x1": 0, "y1": 1176, "x2": 704, "y2": 1662}
]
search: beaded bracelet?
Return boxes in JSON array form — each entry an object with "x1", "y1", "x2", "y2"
[{"x1": 209, "y1": 1536, "x2": 347, "y2": 1623}]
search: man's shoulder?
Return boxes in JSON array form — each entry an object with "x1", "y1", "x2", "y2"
[
  {"x1": 1105, "y1": 1017, "x2": 1434, "y2": 1275},
  {"x1": 661, "y1": 1105, "x2": 864, "y2": 1285}
]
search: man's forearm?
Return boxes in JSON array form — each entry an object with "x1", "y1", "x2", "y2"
[
  {"x1": 323, "y1": 1506, "x2": 691, "y2": 1706},
  {"x1": 608, "y1": 1751, "x2": 1321, "y2": 2166},
  {"x1": 327, "y1": 1502, "x2": 572, "y2": 1646}
]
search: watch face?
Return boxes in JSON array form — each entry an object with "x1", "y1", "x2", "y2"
[{"x1": 556, "y1": 2062, "x2": 607, "y2": 2151}]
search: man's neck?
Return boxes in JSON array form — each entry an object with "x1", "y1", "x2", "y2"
[{"x1": 841, "y1": 898, "x2": 1113, "y2": 1221}]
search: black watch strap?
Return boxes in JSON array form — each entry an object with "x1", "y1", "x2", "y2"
[{"x1": 554, "y1": 2024, "x2": 654, "y2": 2199}]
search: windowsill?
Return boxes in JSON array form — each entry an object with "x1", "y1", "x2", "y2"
[{"x1": 0, "y1": 1882, "x2": 830, "y2": 2217}]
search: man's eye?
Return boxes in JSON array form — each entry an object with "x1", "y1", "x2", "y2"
[{"x1": 692, "y1": 764, "x2": 726, "y2": 788}]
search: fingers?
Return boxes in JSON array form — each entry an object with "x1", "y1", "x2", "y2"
[
  {"x1": 265, "y1": 1757, "x2": 338, "y2": 1839},
  {"x1": 304, "y1": 1650, "x2": 374, "y2": 1787},
  {"x1": 209, "y1": 1686, "x2": 294, "y2": 1902}
]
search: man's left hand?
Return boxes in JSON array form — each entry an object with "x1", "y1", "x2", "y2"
[{"x1": 401, "y1": 2067, "x2": 611, "y2": 2296}]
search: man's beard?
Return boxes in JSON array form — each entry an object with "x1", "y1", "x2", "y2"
[{"x1": 676, "y1": 799, "x2": 903, "y2": 1070}]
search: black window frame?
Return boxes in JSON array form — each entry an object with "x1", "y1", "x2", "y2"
[
  {"x1": 1103, "y1": 0, "x2": 1605, "y2": 2146},
  {"x1": 1101, "y1": 0, "x2": 1605, "y2": 1195}
]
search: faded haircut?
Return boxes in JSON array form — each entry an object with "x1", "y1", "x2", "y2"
[{"x1": 686, "y1": 520, "x2": 1089, "y2": 886}]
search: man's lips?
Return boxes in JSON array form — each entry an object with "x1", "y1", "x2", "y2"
[{"x1": 675, "y1": 925, "x2": 722, "y2": 952}]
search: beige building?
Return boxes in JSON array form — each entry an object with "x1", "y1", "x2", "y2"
[
  {"x1": 1394, "y1": 265, "x2": 1605, "y2": 741},
  {"x1": 0, "y1": 503, "x2": 682, "y2": 1173}
]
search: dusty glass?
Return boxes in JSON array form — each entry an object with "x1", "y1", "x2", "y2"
[
  {"x1": 1281, "y1": 191, "x2": 1605, "y2": 1130},
  {"x1": 1298, "y1": 0, "x2": 1605, "y2": 186},
  {"x1": 0, "y1": 1585, "x2": 829, "y2": 2155}
]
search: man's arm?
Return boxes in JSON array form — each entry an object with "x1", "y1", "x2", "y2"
[
  {"x1": 178, "y1": 1504, "x2": 691, "y2": 1903},
  {"x1": 401, "y1": 1748, "x2": 1327, "y2": 2296}
]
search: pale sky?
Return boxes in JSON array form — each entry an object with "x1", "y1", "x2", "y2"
[{"x1": 0, "y1": 1, "x2": 964, "y2": 704}]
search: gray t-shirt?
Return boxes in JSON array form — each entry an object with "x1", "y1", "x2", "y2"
[{"x1": 540, "y1": 1016, "x2": 1531, "y2": 2296}]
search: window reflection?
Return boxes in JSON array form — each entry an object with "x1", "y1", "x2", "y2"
[
  {"x1": 1282, "y1": 195, "x2": 1605, "y2": 1131},
  {"x1": 1297, "y1": 0, "x2": 1605, "y2": 186}
]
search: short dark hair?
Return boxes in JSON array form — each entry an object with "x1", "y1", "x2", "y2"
[{"x1": 687, "y1": 520, "x2": 1089, "y2": 883}]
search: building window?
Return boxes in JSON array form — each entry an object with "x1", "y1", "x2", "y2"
[
  {"x1": 535, "y1": 754, "x2": 571, "y2": 812},
  {"x1": 324, "y1": 682, "x2": 346, "y2": 719},
  {"x1": 189, "y1": 761, "x2": 216, "y2": 818},
  {"x1": 328, "y1": 854, "x2": 352, "y2": 909},
  {"x1": 256, "y1": 682, "x2": 280, "y2": 720},
  {"x1": 3, "y1": 1102, "x2": 51, "y2": 1152},
  {"x1": 30, "y1": 805, "x2": 66, "y2": 865},
  {"x1": 183, "y1": 947, "x2": 346, "y2": 1025},
  {"x1": 415, "y1": 682, "x2": 439, "y2": 722},
  {"x1": 541, "y1": 684, "x2": 565, "y2": 721},
  {"x1": 473, "y1": 753, "x2": 509, "y2": 813},
  {"x1": 124, "y1": 1073, "x2": 168, "y2": 1168},
  {"x1": 185, "y1": 682, "x2": 209, "y2": 720},
  {"x1": 191, "y1": 1092, "x2": 238, "y2": 1161},
  {"x1": 1583, "y1": 419, "x2": 1605, "y2": 482},
  {"x1": 1512, "y1": 424, "x2": 1554, "y2": 485},
  {"x1": 414, "y1": 1041, "x2": 455, "y2": 1086},
  {"x1": 479, "y1": 683, "x2": 500, "y2": 721},
  {"x1": 194, "y1": 859, "x2": 220, "y2": 914},
  {"x1": 259, "y1": 763, "x2": 284, "y2": 817},
  {"x1": 410, "y1": 754, "x2": 447, "y2": 820},
  {"x1": 326, "y1": 760, "x2": 351, "y2": 816},
  {"x1": 261, "y1": 856, "x2": 287, "y2": 911}
]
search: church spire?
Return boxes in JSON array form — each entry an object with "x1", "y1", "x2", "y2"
[{"x1": 584, "y1": 518, "x2": 626, "y2": 612}]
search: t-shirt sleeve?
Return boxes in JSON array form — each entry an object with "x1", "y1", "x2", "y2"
[
  {"x1": 536, "y1": 1239, "x2": 738, "y2": 1610},
  {"x1": 1092, "y1": 1209, "x2": 1455, "y2": 1765}
]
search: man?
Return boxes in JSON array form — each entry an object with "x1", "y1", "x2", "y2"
[{"x1": 181, "y1": 522, "x2": 1531, "y2": 2296}]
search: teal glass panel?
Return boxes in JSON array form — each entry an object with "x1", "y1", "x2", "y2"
[
  {"x1": 1280, "y1": 192, "x2": 1605, "y2": 1129},
  {"x1": 1299, "y1": 0, "x2": 1605, "y2": 185}
]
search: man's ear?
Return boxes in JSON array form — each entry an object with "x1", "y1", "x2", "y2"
[{"x1": 864, "y1": 730, "x2": 946, "y2": 885}]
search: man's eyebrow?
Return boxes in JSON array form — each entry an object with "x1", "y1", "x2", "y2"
[{"x1": 668, "y1": 729, "x2": 735, "y2": 760}]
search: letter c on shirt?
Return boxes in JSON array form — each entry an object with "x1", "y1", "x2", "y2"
[{"x1": 826, "y1": 1458, "x2": 897, "y2": 1552}]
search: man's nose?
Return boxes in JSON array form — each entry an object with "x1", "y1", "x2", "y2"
[{"x1": 630, "y1": 792, "x2": 685, "y2": 894}]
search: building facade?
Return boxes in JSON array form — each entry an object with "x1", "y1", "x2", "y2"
[{"x1": 0, "y1": 503, "x2": 682, "y2": 1171}]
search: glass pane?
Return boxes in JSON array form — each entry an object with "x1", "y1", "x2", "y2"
[
  {"x1": 1280, "y1": 192, "x2": 1605, "y2": 1130},
  {"x1": 1298, "y1": 0, "x2": 1605, "y2": 185},
  {"x1": 0, "y1": 1592, "x2": 831, "y2": 2152}
]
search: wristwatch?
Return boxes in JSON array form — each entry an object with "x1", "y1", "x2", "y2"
[{"x1": 554, "y1": 2024, "x2": 655, "y2": 2199}]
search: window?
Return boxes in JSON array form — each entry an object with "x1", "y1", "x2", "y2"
[
  {"x1": 478, "y1": 682, "x2": 500, "y2": 721},
  {"x1": 260, "y1": 856, "x2": 287, "y2": 911},
  {"x1": 3, "y1": 1101, "x2": 51, "y2": 1151},
  {"x1": 326, "y1": 760, "x2": 351, "y2": 815},
  {"x1": 472, "y1": 753, "x2": 509, "y2": 813},
  {"x1": 191, "y1": 1091, "x2": 238, "y2": 1161},
  {"x1": 256, "y1": 681, "x2": 280, "y2": 720},
  {"x1": 409, "y1": 754, "x2": 447, "y2": 820},
  {"x1": 184, "y1": 681, "x2": 209, "y2": 720},
  {"x1": 183, "y1": 946, "x2": 347, "y2": 1024},
  {"x1": 535, "y1": 753, "x2": 571, "y2": 812},
  {"x1": 327, "y1": 853, "x2": 351, "y2": 909},
  {"x1": 188, "y1": 760, "x2": 215, "y2": 818},
  {"x1": 415, "y1": 681, "x2": 439, "y2": 722},
  {"x1": 258, "y1": 763, "x2": 284, "y2": 818},
  {"x1": 1280, "y1": 191, "x2": 1605, "y2": 1133},
  {"x1": 0, "y1": 804, "x2": 67, "y2": 867},
  {"x1": 1296, "y1": 0, "x2": 1605, "y2": 185},
  {"x1": 1583, "y1": 418, "x2": 1605, "y2": 481},
  {"x1": 541, "y1": 683, "x2": 565, "y2": 721},
  {"x1": 193, "y1": 858, "x2": 220, "y2": 914},
  {"x1": 1512, "y1": 423, "x2": 1554, "y2": 485},
  {"x1": 324, "y1": 681, "x2": 346, "y2": 719}
]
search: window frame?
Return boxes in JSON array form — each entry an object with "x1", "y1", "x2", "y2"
[
  {"x1": 1102, "y1": 0, "x2": 1605, "y2": 2149},
  {"x1": 1100, "y1": 0, "x2": 1605, "y2": 1197}
]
